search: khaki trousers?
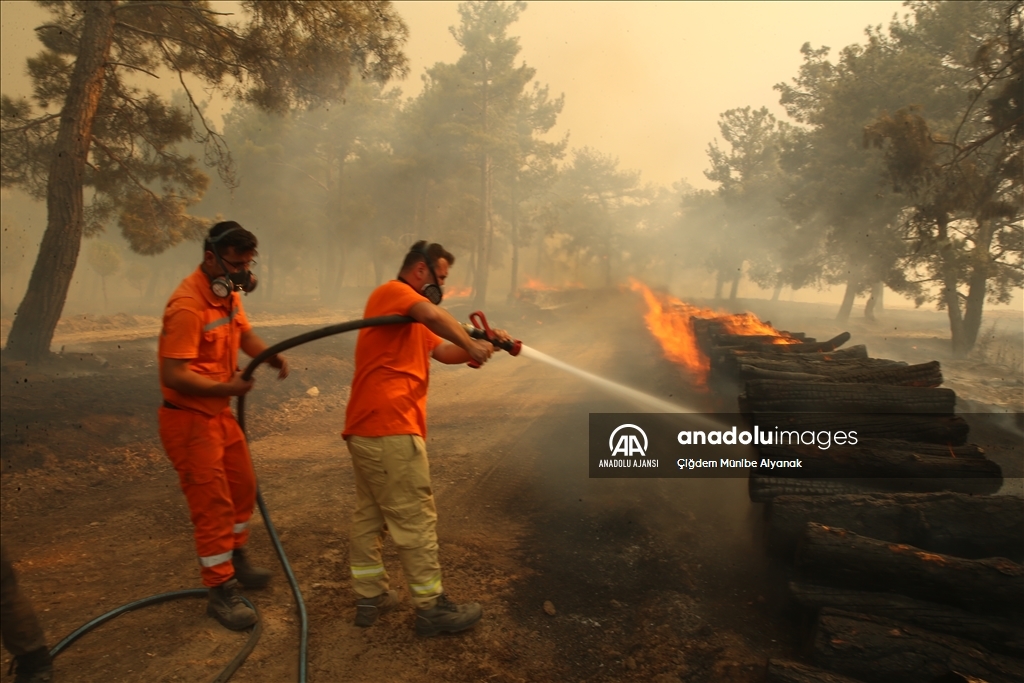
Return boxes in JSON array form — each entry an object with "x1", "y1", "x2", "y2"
[{"x1": 346, "y1": 435, "x2": 442, "y2": 610}]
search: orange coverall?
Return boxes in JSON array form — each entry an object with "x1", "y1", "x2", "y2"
[{"x1": 158, "y1": 267, "x2": 257, "y2": 587}]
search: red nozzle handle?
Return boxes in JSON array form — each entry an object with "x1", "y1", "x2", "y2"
[{"x1": 466, "y1": 310, "x2": 521, "y2": 368}]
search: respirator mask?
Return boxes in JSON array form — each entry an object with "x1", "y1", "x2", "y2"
[
  {"x1": 206, "y1": 227, "x2": 258, "y2": 298},
  {"x1": 412, "y1": 244, "x2": 443, "y2": 305}
]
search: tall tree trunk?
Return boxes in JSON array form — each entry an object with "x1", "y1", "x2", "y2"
[
  {"x1": 936, "y1": 216, "x2": 967, "y2": 357},
  {"x1": 472, "y1": 52, "x2": 492, "y2": 311},
  {"x1": 508, "y1": 174, "x2": 519, "y2": 302},
  {"x1": 728, "y1": 270, "x2": 741, "y2": 301},
  {"x1": 472, "y1": 152, "x2": 493, "y2": 309},
  {"x1": 5, "y1": 2, "x2": 116, "y2": 360},
  {"x1": 865, "y1": 281, "x2": 884, "y2": 319},
  {"x1": 962, "y1": 219, "x2": 993, "y2": 353},
  {"x1": 331, "y1": 242, "x2": 348, "y2": 301},
  {"x1": 318, "y1": 238, "x2": 335, "y2": 303},
  {"x1": 836, "y1": 279, "x2": 858, "y2": 322}
]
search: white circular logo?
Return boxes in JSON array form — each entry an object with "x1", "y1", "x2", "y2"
[{"x1": 609, "y1": 424, "x2": 648, "y2": 457}]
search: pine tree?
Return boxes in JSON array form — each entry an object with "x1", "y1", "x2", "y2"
[{"x1": 1, "y1": 0, "x2": 408, "y2": 360}]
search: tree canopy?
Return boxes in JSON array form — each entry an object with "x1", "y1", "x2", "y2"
[{"x1": 1, "y1": 0, "x2": 408, "y2": 359}]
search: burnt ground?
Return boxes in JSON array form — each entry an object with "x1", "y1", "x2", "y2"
[{"x1": 1, "y1": 290, "x2": 1021, "y2": 683}]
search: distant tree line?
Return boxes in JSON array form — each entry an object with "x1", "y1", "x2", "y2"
[
  {"x1": 688, "y1": 0, "x2": 1021, "y2": 357},
  {"x1": 1, "y1": 1, "x2": 1020, "y2": 360}
]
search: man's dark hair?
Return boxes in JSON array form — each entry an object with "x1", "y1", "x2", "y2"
[
  {"x1": 204, "y1": 221, "x2": 258, "y2": 257},
  {"x1": 400, "y1": 240, "x2": 455, "y2": 274}
]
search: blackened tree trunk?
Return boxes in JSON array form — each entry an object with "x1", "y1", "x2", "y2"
[{"x1": 5, "y1": 2, "x2": 116, "y2": 361}]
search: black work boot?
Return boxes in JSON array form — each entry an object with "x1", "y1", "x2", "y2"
[
  {"x1": 12, "y1": 646, "x2": 53, "y2": 683},
  {"x1": 354, "y1": 589, "x2": 399, "y2": 627},
  {"x1": 232, "y1": 546, "x2": 271, "y2": 589},
  {"x1": 415, "y1": 594, "x2": 482, "y2": 637},
  {"x1": 207, "y1": 578, "x2": 257, "y2": 631}
]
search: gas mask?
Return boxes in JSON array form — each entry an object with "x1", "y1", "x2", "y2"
[
  {"x1": 412, "y1": 245, "x2": 443, "y2": 305},
  {"x1": 206, "y1": 228, "x2": 258, "y2": 298}
]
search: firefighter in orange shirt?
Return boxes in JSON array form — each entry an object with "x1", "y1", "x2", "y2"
[
  {"x1": 158, "y1": 221, "x2": 288, "y2": 631},
  {"x1": 343, "y1": 241, "x2": 509, "y2": 636}
]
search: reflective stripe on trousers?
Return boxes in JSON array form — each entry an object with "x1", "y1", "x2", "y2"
[
  {"x1": 160, "y1": 405, "x2": 257, "y2": 587},
  {"x1": 346, "y1": 434, "x2": 442, "y2": 610}
]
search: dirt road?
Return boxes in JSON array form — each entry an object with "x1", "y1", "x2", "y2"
[{"x1": 0, "y1": 293, "x2": 808, "y2": 682}]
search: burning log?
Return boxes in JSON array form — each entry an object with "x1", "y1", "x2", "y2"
[
  {"x1": 758, "y1": 331, "x2": 851, "y2": 353},
  {"x1": 712, "y1": 345, "x2": 874, "y2": 379},
  {"x1": 753, "y1": 443, "x2": 1001, "y2": 489},
  {"x1": 795, "y1": 523, "x2": 1024, "y2": 617},
  {"x1": 729, "y1": 344, "x2": 871, "y2": 361},
  {"x1": 712, "y1": 333, "x2": 815, "y2": 346},
  {"x1": 729, "y1": 352, "x2": 892, "y2": 376},
  {"x1": 768, "y1": 492, "x2": 1024, "y2": 561},
  {"x1": 740, "y1": 367, "x2": 835, "y2": 382},
  {"x1": 765, "y1": 659, "x2": 865, "y2": 683},
  {"x1": 790, "y1": 582, "x2": 1024, "y2": 656},
  {"x1": 812, "y1": 609, "x2": 1024, "y2": 683},
  {"x1": 752, "y1": 413, "x2": 970, "y2": 445},
  {"x1": 740, "y1": 361, "x2": 943, "y2": 388},
  {"x1": 741, "y1": 381, "x2": 957, "y2": 414}
]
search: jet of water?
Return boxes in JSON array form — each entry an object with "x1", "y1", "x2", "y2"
[{"x1": 519, "y1": 344, "x2": 698, "y2": 414}]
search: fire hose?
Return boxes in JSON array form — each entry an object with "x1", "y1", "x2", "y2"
[{"x1": 45, "y1": 311, "x2": 519, "y2": 683}]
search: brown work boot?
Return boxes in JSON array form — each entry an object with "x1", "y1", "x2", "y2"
[
  {"x1": 232, "y1": 546, "x2": 271, "y2": 589},
  {"x1": 415, "y1": 594, "x2": 482, "y2": 637},
  {"x1": 207, "y1": 578, "x2": 257, "y2": 631},
  {"x1": 354, "y1": 589, "x2": 399, "y2": 627}
]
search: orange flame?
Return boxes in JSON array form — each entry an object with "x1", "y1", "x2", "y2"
[
  {"x1": 717, "y1": 312, "x2": 798, "y2": 343},
  {"x1": 445, "y1": 286, "x2": 473, "y2": 298},
  {"x1": 627, "y1": 279, "x2": 797, "y2": 387},
  {"x1": 521, "y1": 278, "x2": 584, "y2": 291}
]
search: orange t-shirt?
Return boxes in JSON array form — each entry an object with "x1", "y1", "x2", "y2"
[
  {"x1": 159, "y1": 266, "x2": 252, "y2": 416},
  {"x1": 343, "y1": 280, "x2": 444, "y2": 439}
]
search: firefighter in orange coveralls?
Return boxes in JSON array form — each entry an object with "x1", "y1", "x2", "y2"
[
  {"x1": 343, "y1": 241, "x2": 510, "y2": 636},
  {"x1": 158, "y1": 221, "x2": 288, "y2": 631}
]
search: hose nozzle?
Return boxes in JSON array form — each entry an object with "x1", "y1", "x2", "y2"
[{"x1": 463, "y1": 311, "x2": 522, "y2": 366}]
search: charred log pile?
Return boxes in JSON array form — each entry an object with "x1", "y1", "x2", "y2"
[{"x1": 691, "y1": 314, "x2": 1022, "y2": 682}]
